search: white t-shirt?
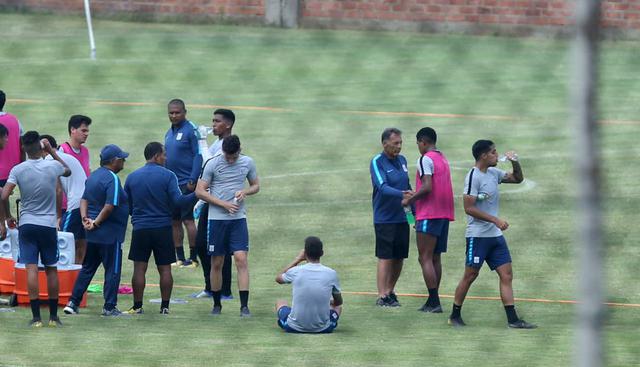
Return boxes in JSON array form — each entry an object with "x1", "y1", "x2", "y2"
[{"x1": 47, "y1": 151, "x2": 87, "y2": 210}]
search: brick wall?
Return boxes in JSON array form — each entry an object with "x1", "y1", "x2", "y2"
[{"x1": 2, "y1": 0, "x2": 640, "y2": 35}]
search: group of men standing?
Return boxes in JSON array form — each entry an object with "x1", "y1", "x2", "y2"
[{"x1": 370, "y1": 127, "x2": 536, "y2": 329}]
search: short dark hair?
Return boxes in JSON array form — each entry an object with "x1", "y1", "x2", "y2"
[
  {"x1": 214, "y1": 109, "x2": 235, "y2": 125},
  {"x1": 0, "y1": 90, "x2": 5, "y2": 111},
  {"x1": 168, "y1": 99, "x2": 186, "y2": 110},
  {"x1": 68, "y1": 115, "x2": 92, "y2": 134},
  {"x1": 472, "y1": 139, "x2": 495, "y2": 161},
  {"x1": 0, "y1": 123, "x2": 8, "y2": 138},
  {"x1": 416, "y1": 127, "x2": 437, "y2": 145},
  {"x1": 222, "y1": 135, "x2": 241, "y2": 155},
  {"x1": 144, "y1": 142, "x2": 164, "y2": 160},
  {"x1": 381, "y1": 127, "x2": 402, "y2": 143},
  {"x1": 40, "y1": 134, "x2": 58, "y2": 149},
  {"x1": 21, "y1": 131, "x2": 41, "y2": 156},
  {"x1": 304, "y1": 236, "x2": 324, "y2": 261}
]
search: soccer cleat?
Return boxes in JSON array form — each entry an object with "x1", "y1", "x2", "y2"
[
  {"x1": 170, "y1": 260, "x2": 184, "y2": 267},
  {"x1": 508, "y1": 319, "x2": 538, "y2": 329},
  {"x1": 211, "y1": 305, "x2": 222, "y2": 315},
  {"x1": 221, "y1": 294, "x2": 234, "y2": 301},
  {"x1": 101, "y1": 307, "x2": 129, "y2": 317},
  {"x1": 389, "y1": 292, "x2": 399, "y2": 303},
  {"x1": 29, "y1": 318, "x2": 43, "y2": 328},
  {"x1": 125, "y1": 307, "x2": 144, "y2": 315},
  {"x1": 448, "y1": 317, "x2": 467, "y2": 327},
  {"x1": 376, "y1": 297, "x2": 387, "y2": 307},
  {"x1": 63, "y1": 301, "x2": 79, "y2": 315},
  {"x1": 240, "y1": 306, "x2": 251, "y2": 318},
  {"x1": 159, "y1": 308, "x2": 170, "y2": 315},
  {"x1": 190, "y1": 290, "x2": 213, "y2": 299},
  {"x1": 376, "y1": 296, "x2": 400, "y2": 308},
  {"x1": 181, "y1": 259, "x2": 199, "y2": 268},
  {"x1": 48, "y1": 317, "x2": 63, "y2": 327},
  {"x1": 418, "y1": 303, "x2": 443, "y2": 313}
]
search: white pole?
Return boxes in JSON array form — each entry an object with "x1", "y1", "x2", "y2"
[{"x1": 83, "y1": 0, "x2": 96, "y2": 60}]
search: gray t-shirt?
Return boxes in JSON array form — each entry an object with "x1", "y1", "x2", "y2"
[
  {"x1": 7, "y1": 159, "x2": 66, "y2": 228},
  {"x1": 463, "y1": 167, "x2": 506, "y2": 238},
  {"x1": 208, "y1": 138, "x2": 223, "y2": 157},
  {"x1": 282, "y1": 263, "x2": 341, "y2": 333},
  {"x1": 200, "y1": 153, "x2": 258, "y2": 220}
]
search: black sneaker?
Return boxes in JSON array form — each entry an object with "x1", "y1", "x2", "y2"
[
  {"x1": 159, "y1": 308, "x2": 170, "y2": 315},
  {"x1": 389, "y1": 292, "x2": 398, "y2": 303},
  {"x1": 418, "y1": 303, "x2": 443, "y2": 313},
  {"x1": 63, "y1": 301, "x2": 79, "y2": 315},
  {"x1": 508, "y1": 319, "x2": 537, "y2": 329},
  {"x1": 385, "y1": 295, "x2": 400, "y2": 307},
  {"x1": 211, "y1": 305, "x2": 222, "y2": 315},
  {"x1": 376, "y1": 296, "x2": 400, "y2": 308},
  {"x1": 448, "y1": 316, "x2": 466, "y2": 327},
  {"x1": 240, "y1": 306, "x2": 251, "y2": 318}
]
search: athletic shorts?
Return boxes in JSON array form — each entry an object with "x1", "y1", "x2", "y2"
[
  {"x1": 415, "y1": 219, "x2": 449, "y2": 254},
  {"x1": 172, "y1": 184, "x2": 197, "y2": 221},
  {"x1": 277, "y1": 306, "x2": 339, "y2": 333},
  {"x1": 60, "y1": 208, "x2": 86, "y2": 240},
  {"x1": 129, "y1": 227, "x2": 176, "y2": 266},
  {"x1": 0, "y1": 179, "x2": 6, "y2": 187},
  {"x1": 465, "y1": 236, "x2": 512, "y2": 270},
  {"x1": 18, "y1": 224, "x2": 58, "y2": 266},
  {"x1": 207, "y1": 218, "x2": 249, "y2": 256},
  {"x1": 374, "y1": 223, "x2": 409, "y2": 259}
]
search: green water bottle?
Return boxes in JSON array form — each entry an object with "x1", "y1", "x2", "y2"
[{"x1": 404, "y1": 206, "x2": 415, "y2": 225}]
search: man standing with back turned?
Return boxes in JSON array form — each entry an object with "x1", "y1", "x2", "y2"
[{"x1": 448, "y1": 139, "x2": 536, "y2": 329}]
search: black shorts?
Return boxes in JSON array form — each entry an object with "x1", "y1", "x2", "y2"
[
  {"x1": 374, "y1": 223, "x2": 410, "y2": 259},
  {"x1": 128, "y1": 227, "x2": 176, "y2": 266},
  {"x1": 171, "y1": 184, "x2": 197, "y2": 221}
]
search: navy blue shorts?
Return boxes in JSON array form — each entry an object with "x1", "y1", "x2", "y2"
[
  {"x1": 465, "y1": 236, "x2": 512, "y2": 270},
  {"x1": 277, "y1": 306, "x2": 339, "y2": 333},
  {"x1": 60, "y1": 208, "x2": 86, "y2": 240},
  {"x1": 207, "y1": 218, "x2": 249, "y2": 256},
  {"x1": 172, "y1": 184, "x2": 197, "y2": 221},
  {"x1": 18, "y1": 224, "x2": 58, "y2": 266},
  {"x1": 129, "y1": 227, "x2": 176, "y2": 266},
  {"x1": 415, "y1": 219, "x2": 449, "y2": 254}
]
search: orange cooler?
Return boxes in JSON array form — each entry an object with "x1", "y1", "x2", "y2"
[
  {"x1": 0, "y1": 257, "x2": 15, "y2": 293},
  {"x1": 14, "y1": 264, "x2": 87, "y2": 307}
]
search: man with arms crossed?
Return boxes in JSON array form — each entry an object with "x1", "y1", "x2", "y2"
[
  {"x1": 448, "y1": 140, "x2": 536, "y2": 329},
  {"x1": 275, "y1": 236, "x2": 343, "y2": 333},
  {"x1": 402, "y1": 127, "x2": 454, "y2": 313},
  {"x1": 1, "y1": 131, "x2": 71, "y2": 327},
  {"x1": 370, "y1": 127, "x2": 412, "y2": 307},
  {"x1": 196, "y1": 135, "x2": 259, "y2": 317},
  {"x1": 124, "y1": 142, "x2": 196, "y2": 315},
  {"x1": 64, "y1": 144, "x2": 129, "y2": 316}
]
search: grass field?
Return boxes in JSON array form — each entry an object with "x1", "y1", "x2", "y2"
[{"x1": 0, "y1": 12, "x2": 639, "y2": 367}]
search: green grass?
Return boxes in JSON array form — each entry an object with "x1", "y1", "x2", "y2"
[{"x1": 0, "y1": 12, "x2": 639, "y2": 367}]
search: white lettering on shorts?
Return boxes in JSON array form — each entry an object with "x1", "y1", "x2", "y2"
[
  {"x1": 209, "y1": 245, "x2": 215, "y2": 252},
  {"x1": 474, "y1": 256, "x2": 480, "y2": 264}
]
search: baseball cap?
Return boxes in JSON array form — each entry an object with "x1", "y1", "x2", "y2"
[{"x1": 100, "y1": 144, "x2": 129, "y2": 162}]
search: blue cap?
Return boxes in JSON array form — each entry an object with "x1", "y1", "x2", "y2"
[{"x1": 100, "y1": 144, "x2": 129, "y2": 162}]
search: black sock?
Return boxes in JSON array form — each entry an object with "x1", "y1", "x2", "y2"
[
  {"x1": 450, "y1": 304, "x2": 462, "y2": 319},
  {"x1": 189, "y1": 247, "x2": 198, "y2": 261},
  {"x1": 504, "y1": 305, "x2": 519, "y2": 323},
  {"x1": 161, "y1": 300, "x2": 170, "y2": 309},
  {"x1": 48, "y1": 299, "x2": 58, "y2": 318},
  {"x1": 134, "y1": 301, "x2": 143, "y2": 309},
  {"x1": 427, "y1": 288, "x2": 440, "y2": 306},
  {"x1": 212, "y1": 291, "x2": 222, "y2": 307},
  {"x1": 176, "y1": 247, "x2": 186, "y2": 261},
  {"x1": 30, "y1": 299, "x2": 41, "y2": 320},
  {"x1": 239, "y1": 290, "x2": 249, "y2": 308}
]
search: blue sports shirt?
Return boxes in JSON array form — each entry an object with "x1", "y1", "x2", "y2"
[
  {"x1": 370, "y1": 153, "x2": 411, "y2": 224},
  {"x1": 82, "y1": 167, "x2": 129, "y2": 244},
  {"x1": 124, "y1": 162, "x2": 196, "y2": 230},
  {"x1": 164, "y1": 120, "x2": 203, "y2": 186}
]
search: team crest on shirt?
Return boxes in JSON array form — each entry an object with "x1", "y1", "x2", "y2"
[
  {"x1": 176, "y1": 133, "x2": 183, "y2": 140},
  {"x1": 402, "y1": 164, "x2": 408, "y2": 172}
]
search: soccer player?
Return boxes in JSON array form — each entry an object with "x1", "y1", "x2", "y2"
[
  {"x1": 41, "y1": 135, "x2": 88, "y2": 263},
  {"x1": 192, "y1": 108, "x2": 236, "y2": 299},
  {"x1": 0, "y1": 90, "x2": 25, "y2": 221},
  {"x1": 275, "y1": 236, "x2": 343, "y2": 334},
  {"x1": 164, "y1": 99, "x2": 202, "y2": 267},
  {"x1": 402, "y1": 127, "x2": 454, "y2": 313},
  {"x1": 196, "y1": 135, "x2": 259, "y2": 317},
  {"x1": 63, "y1": 145, "x2": 129, "y2": 316},
  {"x1": 0, "y1": 131, "x2": 71, "y2": 327},
  {"x1": 448, "y1": 140, "x2": 536, "y2": 329},
  {"x1": 59, "y1": 115, "x2": 92, "y2": 263},
  {"x1": 370, "y1": 128, "x2": 413, "y2": 307},
  {"x1": 124, "y1": 142, "x2": 196, "y2": 315}
]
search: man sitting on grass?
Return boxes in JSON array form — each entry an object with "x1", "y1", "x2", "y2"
[{"x1": 275, "y1": 236, "x2": 343, "y2": 333}]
